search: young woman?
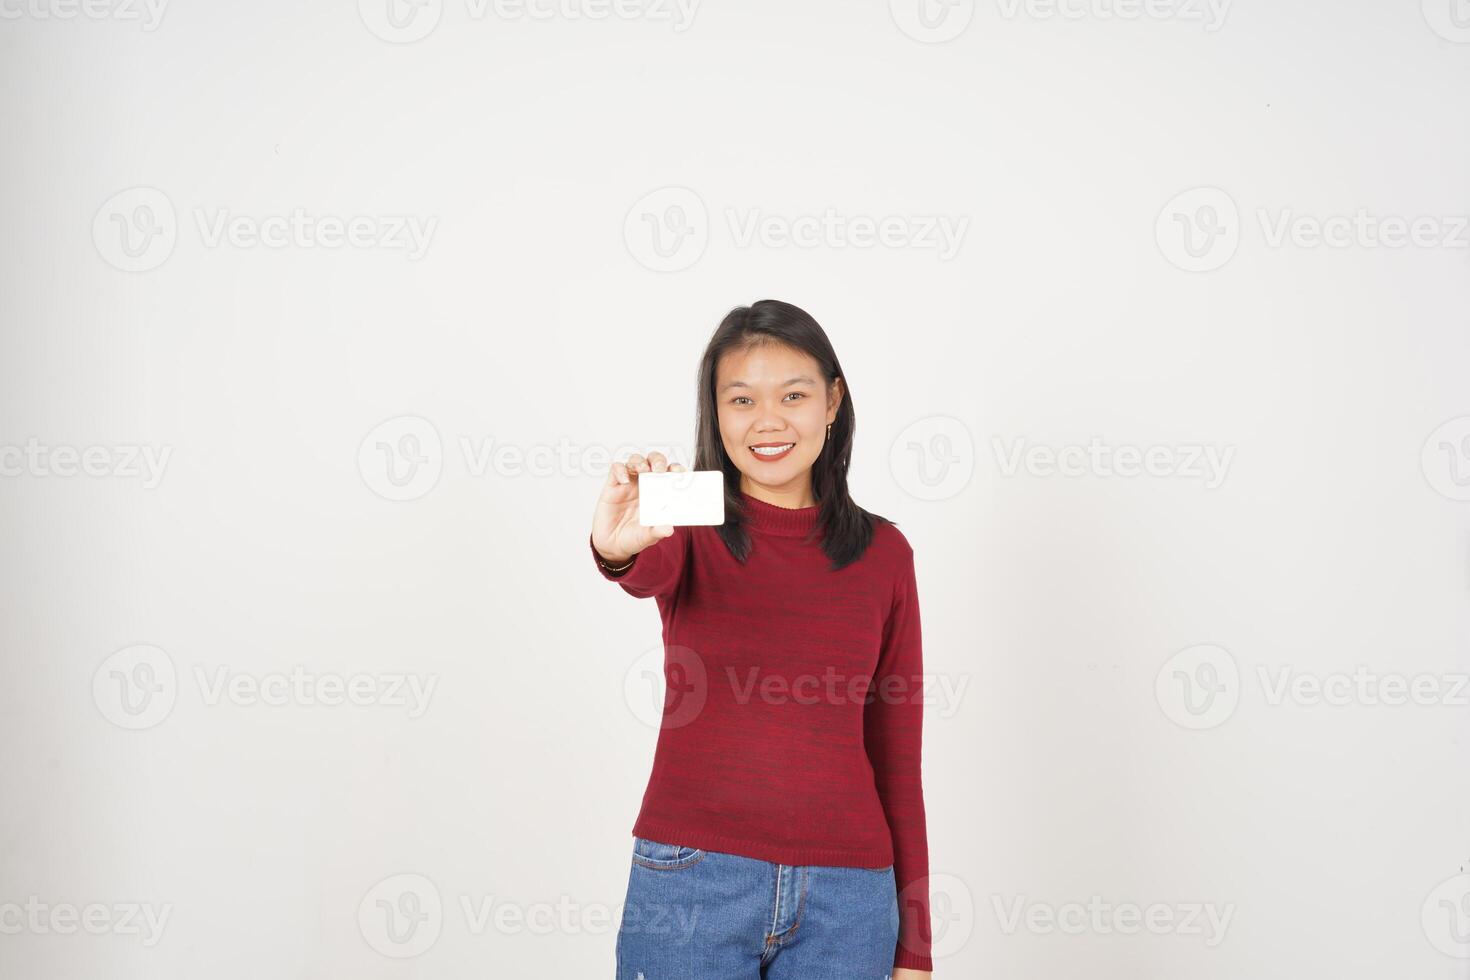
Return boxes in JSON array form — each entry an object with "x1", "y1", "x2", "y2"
[{"x1": 589, "y1": 300, "x2": 933, "y2": 979}]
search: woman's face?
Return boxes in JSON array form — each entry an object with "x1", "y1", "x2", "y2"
[{"x1": 715, "y1": 343, "x2": 842, "y2": 502}]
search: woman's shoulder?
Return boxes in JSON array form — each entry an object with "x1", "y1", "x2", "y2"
[{"x1": 863, "y1": 509, "x2": 915, "y2": 564}]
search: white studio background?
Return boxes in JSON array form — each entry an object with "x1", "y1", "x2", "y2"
[{"x1": 2, "y1": 2, "x2": 1469, "y2": 978}]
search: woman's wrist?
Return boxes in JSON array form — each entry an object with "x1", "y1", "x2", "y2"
[{"x1": 595, "y1": 547, "x2": 636, "y2": 572}]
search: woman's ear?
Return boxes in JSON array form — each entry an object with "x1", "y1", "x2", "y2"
[{"x1": 827, "y1": 376, "x2": 845, "y2": 422}]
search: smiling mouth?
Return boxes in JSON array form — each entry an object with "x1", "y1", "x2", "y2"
[{"x1": 749, "y1": 442, "x2": 796, "y2": 461}]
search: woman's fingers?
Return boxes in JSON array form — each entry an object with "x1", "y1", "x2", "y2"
[{"x1": 606, "y1": 451, "x2": 685, "y2": 492}]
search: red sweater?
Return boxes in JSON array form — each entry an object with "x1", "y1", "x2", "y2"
[{"x1": 591, "y1": 491, "x2": 933, "y2": 972}]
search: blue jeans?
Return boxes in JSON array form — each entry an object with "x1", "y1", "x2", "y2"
[{"x1": 615, "y1": 836, "x2": 900, "y2": 979}]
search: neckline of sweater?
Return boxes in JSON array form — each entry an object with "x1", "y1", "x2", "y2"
[{"x1": 738, "y1": 490, "x2": 820, "y2": 537}]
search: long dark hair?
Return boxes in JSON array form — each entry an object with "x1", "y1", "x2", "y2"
[{"x1": 692, "y1": 299, "x2": 893, "y2": 572}]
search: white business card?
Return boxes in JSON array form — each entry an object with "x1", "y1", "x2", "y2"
[{"x1": 638, "y1": 470, "x2": 725, "y2": 526}]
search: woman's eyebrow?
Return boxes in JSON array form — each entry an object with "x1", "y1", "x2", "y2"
[{"x1": 718, "y1": 376, "x2": 817, "y2": 393}]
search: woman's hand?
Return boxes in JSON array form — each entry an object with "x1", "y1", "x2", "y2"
[
  {"x1": 891, "y1": 969, "x2": 931, "y2": 980},
  {"x1": 591, "y1": 450, "x2": 685, "y2": 565}
]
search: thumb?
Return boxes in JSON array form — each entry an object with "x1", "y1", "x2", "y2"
[{"x1": 653, "y1": 524, "x2": 675, "y2": 539}]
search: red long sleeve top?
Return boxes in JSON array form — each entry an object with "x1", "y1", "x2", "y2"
[{"x1": 591, "y1": 490, "x2": 933, "y2": 972}]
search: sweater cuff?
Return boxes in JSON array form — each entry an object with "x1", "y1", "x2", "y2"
[{"x1": 894, "y1": 947, "x2": 934, "y2": 972}]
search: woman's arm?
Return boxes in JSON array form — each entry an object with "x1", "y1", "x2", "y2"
[
  {"x1": 590, "y1": 525, "x2": 688, "y2": 599},
  {"x1": 589, "y1": 451, "x2": 690, "y2": 601},
  {"x1": 864, "y1": 539, "x2": 933, "y2": 974}
]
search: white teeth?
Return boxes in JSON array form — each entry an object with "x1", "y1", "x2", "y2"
[{"x1": 751, "y1": 444, "x2": 794, "y2": 456}]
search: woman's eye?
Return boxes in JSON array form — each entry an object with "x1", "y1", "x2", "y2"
[{"x1": 730, "y1": 393, "x2": 803, "y2": 406}]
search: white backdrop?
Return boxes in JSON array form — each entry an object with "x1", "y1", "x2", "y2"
[{"x1": 2, "y1": 1, "x2": 1469, "y2": 977}]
